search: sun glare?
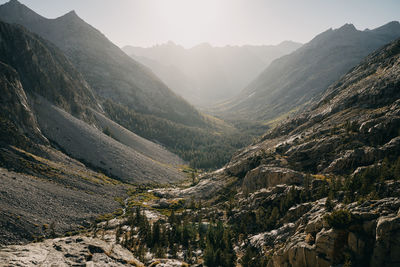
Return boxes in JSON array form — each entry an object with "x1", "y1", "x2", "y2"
[{"x1": 153, "y1": 0, "x2": 225, "y2": 47}]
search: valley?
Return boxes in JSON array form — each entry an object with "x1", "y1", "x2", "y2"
[{"x1": 0, "y1": 0, "x2": 399, "y2": 266}]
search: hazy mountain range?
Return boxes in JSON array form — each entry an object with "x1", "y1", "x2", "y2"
[{"x1": 123, "y1": 41, "x2": 302, "y2": 106}]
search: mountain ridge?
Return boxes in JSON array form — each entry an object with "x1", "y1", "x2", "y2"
[
  {"x1": 123, "y1": 40, "x2": 302, "y2": 106},
  {"x1": 216, "y1": 21, "x2": 400, "y2": 124},
  {"x1": 0, "y1": 0, "x2": 204, "y2": 127}
]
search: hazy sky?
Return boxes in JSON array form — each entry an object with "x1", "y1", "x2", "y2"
[{"x1": 1, "y1": 0, "x2": 399, "y2": 48}]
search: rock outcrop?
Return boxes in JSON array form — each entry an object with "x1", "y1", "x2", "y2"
[
  {"x1": 242, "y1": 166, "x2": 303, "y2": 194},
  {"x1": 266, "y1": 197, "x2": 400, "y2": 267},
  {"x1": 0, "y1": 236, "x2": 143, "y2": 266}
]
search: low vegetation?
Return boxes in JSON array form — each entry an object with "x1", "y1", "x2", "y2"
[{"x1": 103, "y1": 99, "x2": 254, "y2": 169}]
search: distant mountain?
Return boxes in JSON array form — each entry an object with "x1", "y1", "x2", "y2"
[
  {"x1": 0, "y1": 0, "x2": 203, "y2": 127},
  {"x1": 217, "y1": 22, "x2": 400, "y2": 123},
  {"x1": 123, "y1": 41, "x2": 302, "y2": 106}
]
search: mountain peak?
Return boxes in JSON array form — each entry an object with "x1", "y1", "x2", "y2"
[
  {"x1": 58, "y1": 10, "x2": 80, "y2": 21},
  {"x1": 3, "y1": 0, "x2": 27, "y2": 9},
  {"x1": 8, "y1": 0, "x2": 21, "y2": 5},
  {"x1": 0, "y1": 0, "x2": 45, "y2": 22},
  {"x1": 371, "y1": 20, "x2": 400, "y2": 35},
  {"x1": 337, "y1": 23, "x2": 357, "y2": 32}
]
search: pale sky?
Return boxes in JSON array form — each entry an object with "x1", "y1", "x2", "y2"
[{"x1": 1, "y1": 0, "x2": 399, "y2": 48}]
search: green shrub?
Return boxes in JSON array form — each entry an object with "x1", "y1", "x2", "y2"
[{"x1": 324, "y1": 209, "x2": 353, "y2": 229}]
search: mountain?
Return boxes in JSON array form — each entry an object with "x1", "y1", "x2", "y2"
[
  {"x1": 0, "y1": 19, "x2": 187, "y2": 244},
  {"x1": 2, "y1": 37, "x2": 399, "y2": 265},
  {"x1": 0, "y1": 19, "x2": 183, "y2": 183},
  {"x1": 217, "y1": 22, "x2": 400, "y2": 123},
  {"x1": 123, "y1": 41, "x2": 302, "y2": 106},
  {"x1": 0, "y1": 0, "x2": 255, "y2": 170},
  {"x1": 0, "y1": 0, "x2": 203, "y2": 127},
  {"x1": 152, "y1": 37, "x2": 400, "y2": 267}
]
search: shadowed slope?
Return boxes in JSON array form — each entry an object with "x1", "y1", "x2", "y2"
[{"x1": 0, "y1": 0, "x2": 204, "y2": 127}]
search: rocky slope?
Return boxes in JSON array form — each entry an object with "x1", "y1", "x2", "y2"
[
  {"x1": 0, "y1": 19, "x2": 184, "y2": 182},
  {"x1": 1, "y1": 35, "x2": 399, "y2": 265},
  {"x1": 0, "y1": 61, "x2": 45, "y2": 147},
  {"x1": 0, "y1": 0, "x2": 254, "y2": 171},
  {"x1": 217, "y1": 21, "x2": 400, "y2": 123},
  {"x1": 0, "y1": 19, "x2": 184, "y2": 245},
  {"x1": 0, "y1": 0, "x2": 203, "y2": 127},
  {"x1": 123, "y1": 41, "x2": 302, "y2": 106},
  {"x1": 34, "y1": 99, "x2": 183, "y2": 184},
  {"x1": 152, "y1": 37, "x2": 400, "y2": 266}
]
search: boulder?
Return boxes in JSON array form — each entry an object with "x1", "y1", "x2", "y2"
[
  {"x1": 242, "y1": 165, "x2": 303, "y2": 194},
  {"x1": 371, "y1": 215, "x2": 400, "y2": 267}
]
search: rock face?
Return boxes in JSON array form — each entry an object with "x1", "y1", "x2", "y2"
[
  {"x1": 371, "y1": 215, "x2": 400, "y2": 266},
  {"x1": 267, "y1": 198, "x2": 400, "y2": 267},
  {"x1": 0, "y1": 61, "x2": 45, "y2": 146},
  {"x1": 242, "y1": 165, "x2": 303, "y2": 194}
]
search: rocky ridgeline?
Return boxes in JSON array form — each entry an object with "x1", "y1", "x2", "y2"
[
  {"x1": 230, "y1": 39, "x2": 400, "y2": 266},
  {"x1": 147, "y1": 38, "x2": 400, "y2": 266}
]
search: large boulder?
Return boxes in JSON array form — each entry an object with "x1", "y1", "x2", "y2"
[
  {"x1": 371, "y1": 215, "x2": 400, "y2": 267},
  {"x1": 242, "y1": 165, "x2": 303, "y2": 194}
]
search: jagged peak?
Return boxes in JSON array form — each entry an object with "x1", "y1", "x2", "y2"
[
  {"x1": 7, "y1": 0, "x2": 22, "y2": 5},
  {"x1": 336, "y1": 23, "x2": 357, "y2": 32},
  {"x1": 2, "y1": 0, "x2": 30, "y2": 10},
  {"x1": 0, "y1": 0, "x2": 46, "y2": 21},
  {"x1": 58, "y1": 10, "x2": 80, "y2": 20}
]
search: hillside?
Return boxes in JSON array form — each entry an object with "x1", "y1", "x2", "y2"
[
  {"x1": 0, "y1": 19, "x2": 186, "y2": 245},
  {"x1": 0, "y1": 0, "x2": 255, "y2": 170},
  {"x1": 161, "y1": 37, "x2": 400, "y2": 267},
  {"x1": 123, "y1": 41, "x2": 302, "y2": 106},
  {"x1": 2, "y1": 35, "x2": 399, "y2": 265},
  {"x1": 217, "y1": 22, "x2": 400, "y2": 124},
  {"x1": 0, "y1": 60, "x2": 125, "y2": 245},
  {"x1": 0, "y1": 0, "x2": 203, "y2": 127}
]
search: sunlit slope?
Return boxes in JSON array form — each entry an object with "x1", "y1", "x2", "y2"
[{"x1": 218, "y1": 22, "x2": 400, "y2": 123}]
